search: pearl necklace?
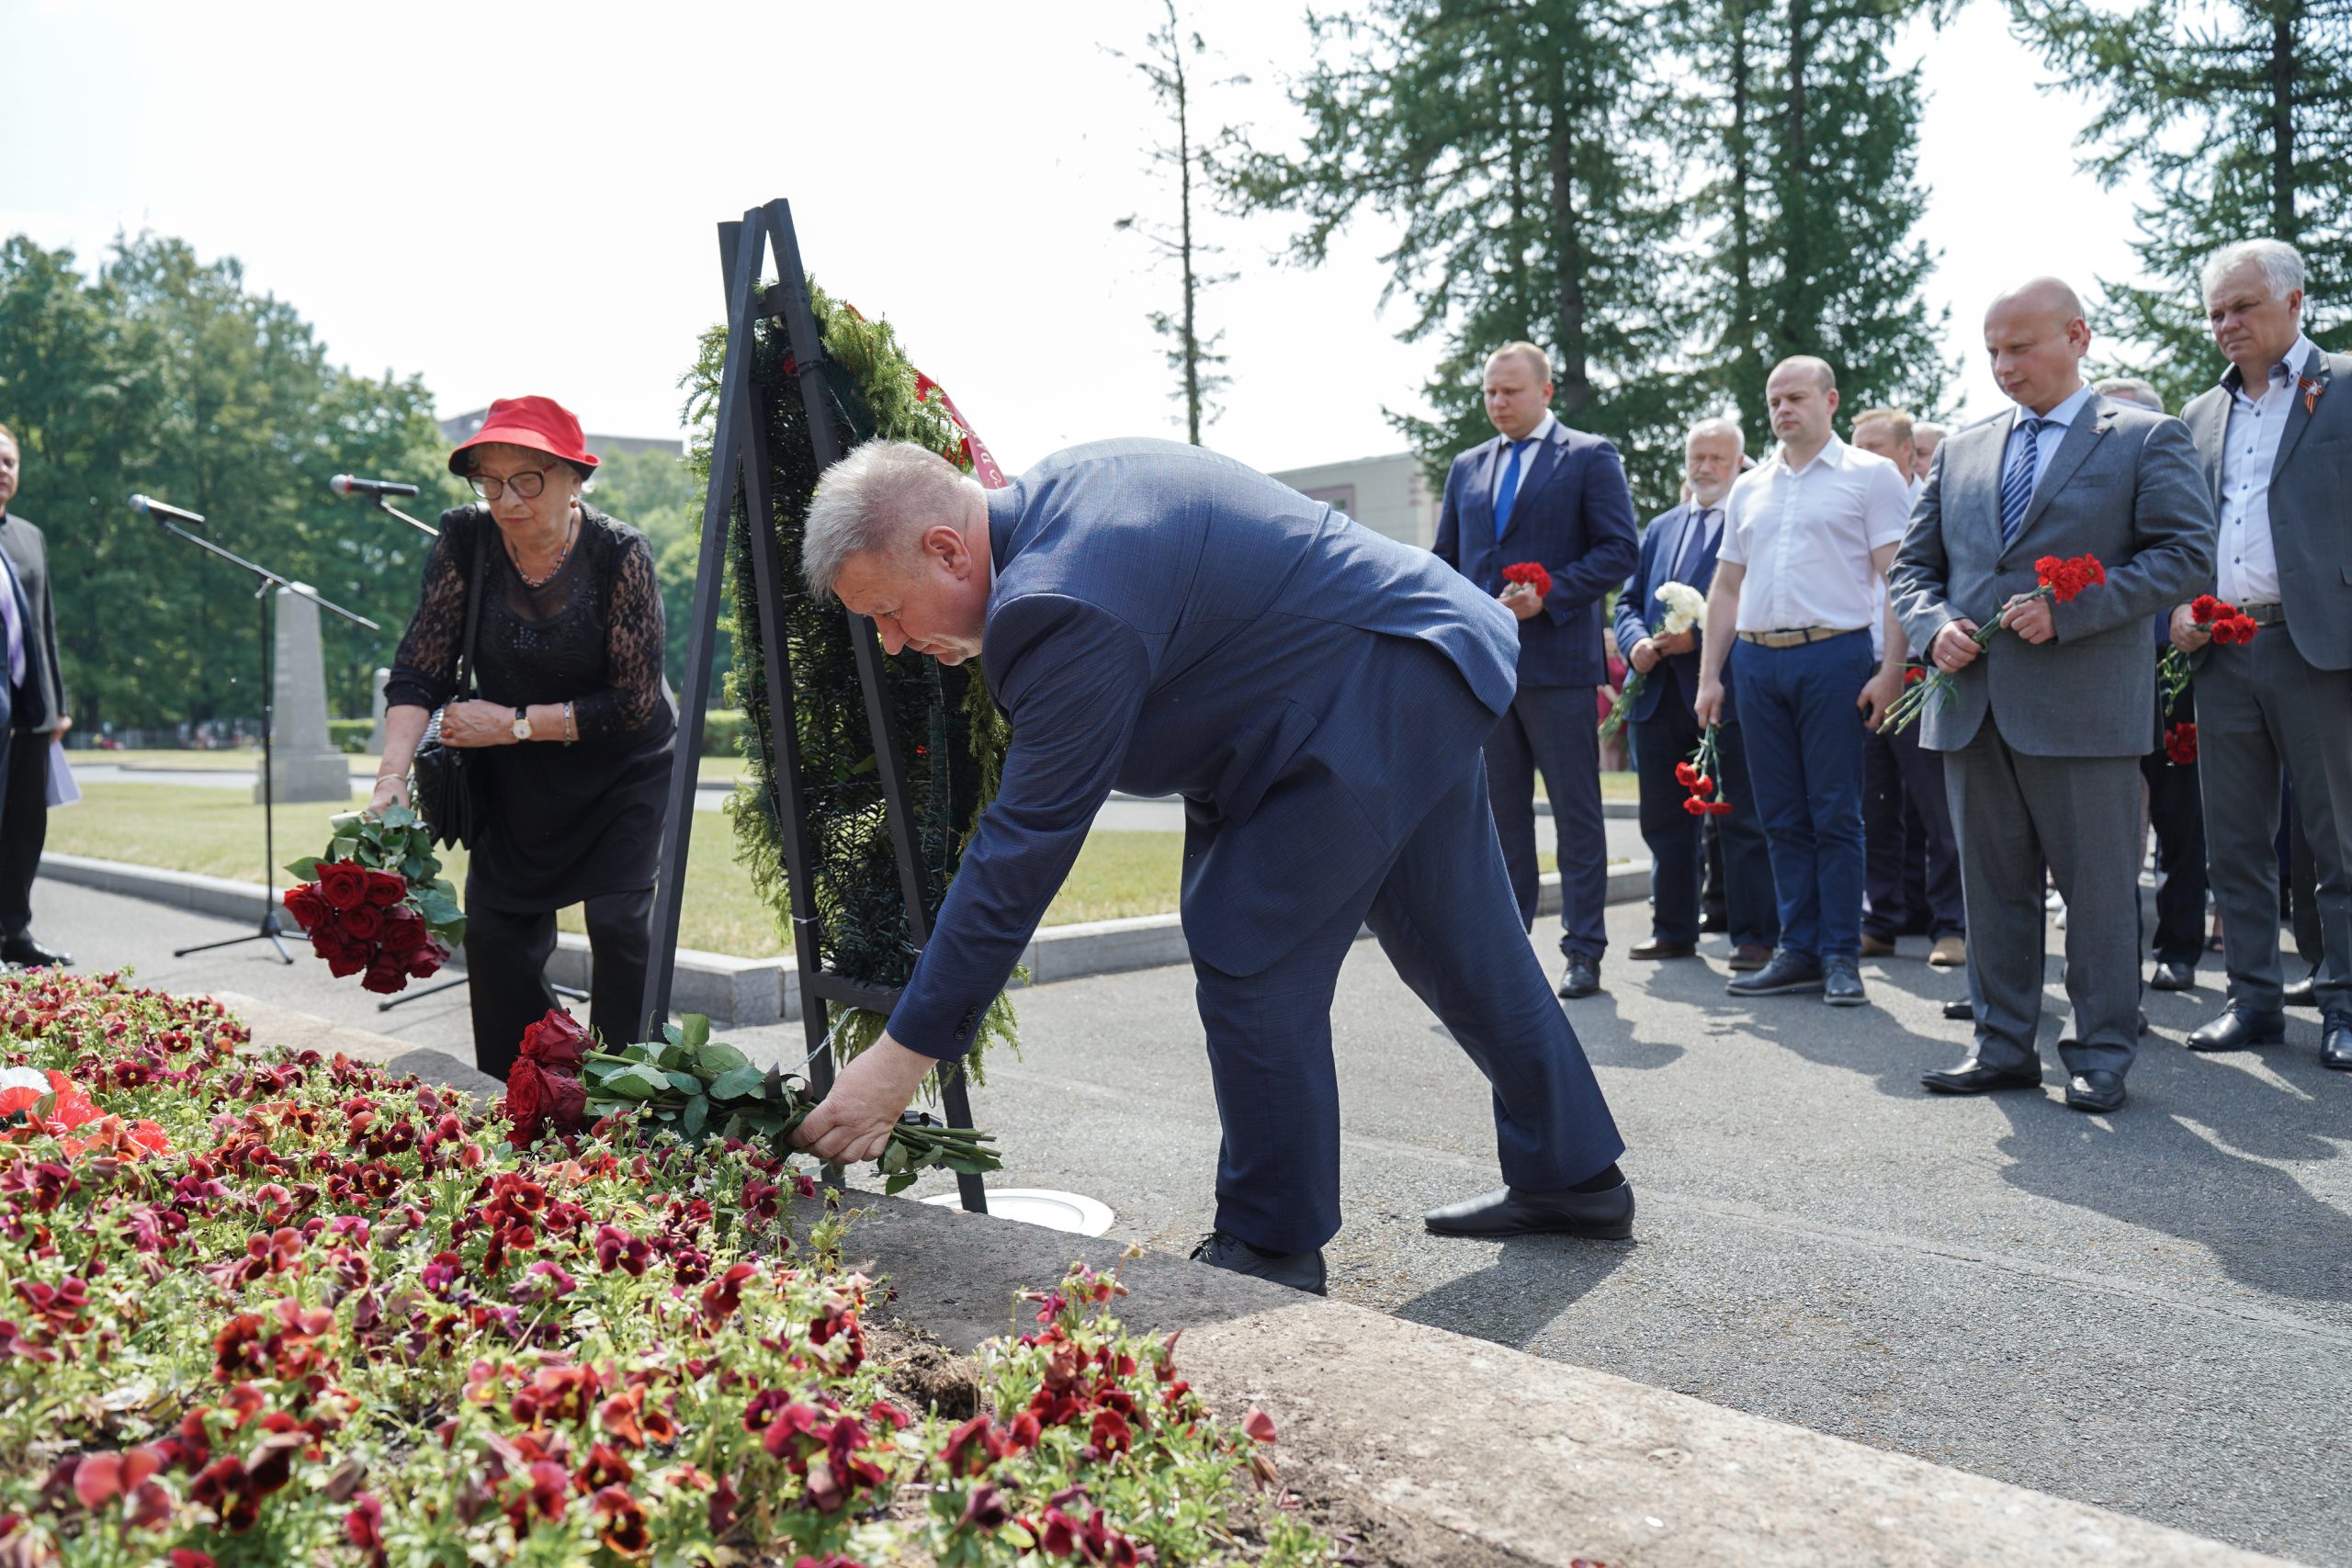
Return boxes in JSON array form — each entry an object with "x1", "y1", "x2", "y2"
[{"x1": 509, "y1": 509, "x2": 579, "y2": 589}]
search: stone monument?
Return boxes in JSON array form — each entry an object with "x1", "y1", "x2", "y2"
[{"x1": 256, "y1": 583, "x2": 358, "y2": 804}]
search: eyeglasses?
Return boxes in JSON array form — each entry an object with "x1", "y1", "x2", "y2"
[{"x1": 469, "y1": 463, "x2": 561, "y2": 501}]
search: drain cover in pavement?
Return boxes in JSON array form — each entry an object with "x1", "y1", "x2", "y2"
[{"x1": 921, "y1": 1188, "x2": 1114, "y2": 1236}]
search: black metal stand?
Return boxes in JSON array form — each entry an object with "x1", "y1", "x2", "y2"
[
  {"x1": 376, "y1": 974, "x2": 588, "y2": 1013},
  {"x1": 153, "y1": 513, "x2": 377, "y2": 962},
  {"x1": 374, "y1": 498, "x2": 439, "y2": 538},
  {"x1": 644, "y1": 198, "x2": 989, "y2": 1215}
]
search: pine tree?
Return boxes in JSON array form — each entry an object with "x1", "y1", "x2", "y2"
[
  {"x1": 1114, "y1": 0, "x2": 1234, "y2": 445},
  {"x1": 1220, "y1": 0, "x2": 1701, "y2": 504},
  {"x1": 1675, "y1": 0, "x2": 1951, "y2": 450},
  {"x1": 2010, "y1": 0, "x2": 2352, "y2": 409}
]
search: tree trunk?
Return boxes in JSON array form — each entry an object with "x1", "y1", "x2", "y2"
[
  {"x1": 2269, "y1": 1, "x2": 2299, "y2": 241},
  {"x1": 1171, "y1": 2, "x2": 1204, "y2": 446},
  {"x1": 1728, "y1": 0, "x2": 1758, "y2": 439},
  {"x1": 1545, "y1": 29, "x2": 1591, "y2": 413},
  {"x1": 1782, "y1": 0, "x2": 1810, "y2": 356}
]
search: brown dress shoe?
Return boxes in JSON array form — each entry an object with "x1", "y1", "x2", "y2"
[
  {"x1": 1728, "y1": 944, "x2": 1772, "y2": 972},
  {"x1": 1629, "y1": 938, "x2": 1698, "y2": 960},
  {"x1": 1860, "y1": 933, "x2": 1898, "y2": 958},
  {"x1": 1928, "y1": 935, "x2": 1965, "y2": 968}
]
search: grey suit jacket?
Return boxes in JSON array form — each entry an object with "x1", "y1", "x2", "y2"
[
  {"x1": 0, "y1": 513, "x2": 66, "y2": 735},
  {"x1": 2180, "y1": 344, "x2": 2352, "y2": 671},
  {"x1": 1889, "y1": 394, "x2": 2215, "y2": 758}
]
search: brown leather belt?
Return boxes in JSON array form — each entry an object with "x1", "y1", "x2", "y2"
[
  {"x1": 2241, "y1": 602, "x2": 2285, "y2": 626},
  {"x1": 1736, "y1": 626, "x2": 1858, "y2": 649}
]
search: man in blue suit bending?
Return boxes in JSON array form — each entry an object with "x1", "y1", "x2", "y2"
[
  {"x1": 792, "y1": 438, "x2": 1633, "y2": 1293},
  {"x1": 1435, "y1": 344, "x2": 1640, "y2": 1000}
]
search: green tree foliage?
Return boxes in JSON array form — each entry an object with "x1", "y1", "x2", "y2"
[
  {"x1": 582, "y1": 443, "x2": 722, "y2": 697},
  {"x1": 1677, "y1": 0, "x2": 1951, "y2": 450},
  {"x1": 0, "y1": 232, "x2": 458, "y2": 732},
  {"x1": 1220, "y1": 0, "x2": 1702, "y2": 503},
  {"x1": 2009, "y1": 0, "x2": 2352, "y2": 408},
  {"x1": 1114, "y1": 0, "x2": 1238, "y2": 444}
]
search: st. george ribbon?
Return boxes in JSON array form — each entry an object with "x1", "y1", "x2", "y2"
[{"x1": 329, "y1": 474, "x2": 437, "y2": 537}]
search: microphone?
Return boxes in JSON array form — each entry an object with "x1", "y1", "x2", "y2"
[
  {"x1": 128, "y1": 494, "x2": 206, "y2": 527},
  {"x1": 330, "y1": 475, "x2": 421, "y2": 500}
]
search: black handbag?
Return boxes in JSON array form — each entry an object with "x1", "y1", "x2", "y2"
[{"x1": 411, "y1": 521, "x2": 489, "y2": 850}]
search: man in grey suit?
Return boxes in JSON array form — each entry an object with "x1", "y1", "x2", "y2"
[
  {"x1": 2174, "y1": 241, "x2": 2352, "y2": 1073},
  {"x1": 1891, "y1": 279, "x2": 2214, "y2": 1112}
]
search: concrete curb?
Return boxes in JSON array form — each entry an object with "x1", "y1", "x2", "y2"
[
  {"x1": 201, "y1": 992, "x2": 2297, "y2": 1567},
  {"x1": 48, "y1": 851, "x2": 1655, "y2": 1029}
]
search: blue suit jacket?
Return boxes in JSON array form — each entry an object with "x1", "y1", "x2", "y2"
[
  {"x1": 1612, "y1": 501, "x2": 1733, "y2": 726},
  {"x1": 1434, "y1": 421, "x2": 1639, "y2": 689},
  {"x1": 889, "y1": 439, "x2": 1521, "y2": 1059}
]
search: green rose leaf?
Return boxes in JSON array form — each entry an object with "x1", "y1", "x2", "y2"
[
  {"x1": 679, "y1": 1014, "x2": 712, "y2": 1054},
  {"x1": 707, "y1": 1066, "x2": 767, "y2": 1102},
  {"x1": 682, "y1": 1095, "x2": 709, "y2": 1140},
  {"x1": 694, "y1": 1039, "x2": 752, "y2": 1077},
  {"x1": 284, "y1": 856, "x2": 324, "y2": 882},
  {"x1": 603, "y1": 1065, "x2": 672, "y2": 1101},
  {"x1": 883, "y1": 1171, "x2": 918, "y2": 1195},
  {"x1": 663, "y1": 1070, "x2": 706, "y2": 1097}
]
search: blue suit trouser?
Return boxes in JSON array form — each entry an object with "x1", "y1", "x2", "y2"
[
  {"x1": 1192, "y1": 751, "x2": 1626, "y2": 1254},
  {"x1": 1731, "y1": 632, "x2": 1872, "y2": 964},
  {"x1": 1484, "y1": 682, "x2": 1610, "y2": 958},
  {"x1": 1632, "y1": 700, "x2": 1777, "y2": 950}
]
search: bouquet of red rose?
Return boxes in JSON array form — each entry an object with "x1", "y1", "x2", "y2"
[
  {"x1": 282, "y1": 806, "x2": 464, "y2": 995},
  {"x1": 2159, "y1": 594, "x2": 2259, "y2": 715},
  {"x1": 1676, "y1": 726, "x2": 1734, "y2": 818},
  {"x1": 1500, "y1": 560, "x2": 1553, "y2": 602},
  {"x1": 504, "y1": 1010, "x2": 999, "y2": 1194},
  {"x1": 1882, "y1": 554, "x2": 2107, "y2": 736}
]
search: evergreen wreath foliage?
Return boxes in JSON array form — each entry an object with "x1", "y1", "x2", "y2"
[{"x1": 686, "y1": 284, "x2": 1018, "y2": 1082}]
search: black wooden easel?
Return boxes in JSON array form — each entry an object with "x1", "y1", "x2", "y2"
[{"x1": 643, "y1": 197, "x2": 988, "y2": 1215}]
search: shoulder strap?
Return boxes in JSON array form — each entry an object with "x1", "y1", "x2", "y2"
[{"x1": 456, "y1": 514, "x2": 489, "y2": 698}]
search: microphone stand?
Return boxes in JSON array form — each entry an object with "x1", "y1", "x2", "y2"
[
  {"x1": 151, "y1": 512, "x2": 378, "y2": 962},
  {"x1": 374, "y1": 498, "x2": 439, "y2": 538}
]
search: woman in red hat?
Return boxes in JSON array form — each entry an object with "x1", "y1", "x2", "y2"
[{"x1": 371, "y1": 396, "x2": 675, "y2": 1077}]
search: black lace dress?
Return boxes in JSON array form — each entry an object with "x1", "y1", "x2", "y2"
[{"x1": 385, "y1": 504, "x2": 675, "y2": 911}]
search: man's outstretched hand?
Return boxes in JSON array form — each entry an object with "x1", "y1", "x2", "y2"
[{"x1": 792, "y1": 1032, "x2": 940, "y2": 1164}]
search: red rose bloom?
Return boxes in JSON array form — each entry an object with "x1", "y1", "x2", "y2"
[
  {"x1": 380, "y1": 905, "x2": 425, "y2": 948},
  {"x1": 519, "y1": 1009, "x2": 593, "y2": 1072},
  {"x1": 360, "y1": 954, "x2": 407, "y2": 996},
  {"x1": 405, "y1": 938, "x2": 448, "y2": 980},
  {"x1": 318, "y1": 861, "x2": 369, "y2": 911},
  {"x1": 507, "y1": 1060, "x2": 586, "y2": 1148},
  {"x1": 364, "y1": 869, "x2": 407, "y2": 908},
  {"x1": 342, "y1": 904, "x2": 383, "y2": 942},
  {"x1": 283, "y1": 884, "x2": 331, "y2": 929}
]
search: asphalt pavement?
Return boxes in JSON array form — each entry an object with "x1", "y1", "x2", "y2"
[{"x1": 29, "y1": 877, "x2": 2348, "y2": 1565}]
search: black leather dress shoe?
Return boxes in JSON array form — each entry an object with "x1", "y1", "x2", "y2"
[
  {"x1": 1423, "y1": 1180, "x2": 1635, "y2": 1240},
  {"x1": 1823, "y1": 955, "x2": 1867, "y2": 1007},
  {"x1": 2186, "y1": 1006, "x2": 2287, "y2": 1053},
  {"x1": 1942, "y1": 998, "x2": 1975, "y2": 1021},
  {"x1": 0, "y1": 935, "x2": 71, "y2": 969},
  {"x1": 2149, "y1": 961, "x2": 2196, "y2": 992},
  {"x1": 2322, "y1": 1016, "x2": 2352, "y2": 1072},
  {"x1": 1921, "y1": 1055, "x2": 2040, "y2": 1095},
  {"x1": 2064, "y1": 1069, "x2": 2127, "y2": 1112},
  {"x1": 1558, "y1": 953, "x2": 1602, "y2": 998},
  {"x1": 2285, "y1": 969, "x2": 2319, "y2": 1009},
  {"x1": 1725, "y1": 952, "x2": 1824, "y2": 997},
  {"x1": 1190, "y1": 1232, "x2": 1327, "y2": 1294},
  {"x1": 1629, "y1": 938, "x2": 1697, "y2": 961},
  {"x1": 1700, "y1": 908, "x2": 1728, "y2": 934}
]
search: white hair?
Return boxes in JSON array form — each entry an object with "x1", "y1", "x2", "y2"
[
  {"x1": 1686, "y1": 415, "x2": 1746, "y2": 453},
  {"x1": 1913, "y1": 422, "x2": 1948, "y2": 444},
  {"x1": 2202, "y1": 240, "x2": 2306, "y2": 307},
  {"x1": 802, "y1": 441, "x2": 981, "y2": 600},
  {"x1": 2094, "y1": 376, "x2": 2166, "y2": 415}
]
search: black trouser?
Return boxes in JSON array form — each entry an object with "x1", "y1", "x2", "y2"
[
  {"x1": 464, "y1": 883, "x2": 656, "y2": 1080},
  {"x1": 0, "y1": 726, "x2": 37, "y2": 938},
  {"x1": 1862, "y1": 719, "x2": 1964, "y2": 942},
  {"x1": 2140, "y1": 699, "x2": 2206, "y2": 967}
]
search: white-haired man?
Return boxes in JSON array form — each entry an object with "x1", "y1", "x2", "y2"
[
  {"x1": 2175, "y1": 241, "x2": 2352, "y2": 1073},
  {"x1": 790, "y1": 438, "x2": 1634, "y2": 1292}
]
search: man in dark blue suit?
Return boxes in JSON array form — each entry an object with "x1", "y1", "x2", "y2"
[
  {"x1": 1614, "y1": 418, "x2": 1778, "y2": 968},
  {"x1": 790, "y1": 439, "x2": 1633, "y2": 1293},
  {"x1": 1434, "y1": 344, "x2": 1639, "y2": 999}
]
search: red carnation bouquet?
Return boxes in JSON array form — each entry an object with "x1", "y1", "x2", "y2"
[
  {"x1": 1501, "y1": 561, "x2": 1553, "y2": 602},
  {"x1": 2159, "y1": 594, "x2": 2259, "y2": 715},
  {"x1": 2165, "y1": 722, "x2": 2199, "y2": 767},
  {"x1": 1883, "y1": 554, "x2": 2107, "y2": 736},
  {"x1": 1676, "y1": 726, "x2": 1734, "y2": 817},
  {"x1": 282, "y1": 807, "x2": 464, "y2": 995}
]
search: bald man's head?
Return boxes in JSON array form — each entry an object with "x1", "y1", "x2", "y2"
[{"x1": 1983, "y1": 277, "x2": 2091, "y2": 415}]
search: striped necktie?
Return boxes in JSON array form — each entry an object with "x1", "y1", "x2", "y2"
[{"x1": 2000, "y1": 417, "x2": 2049, "y2": 547}]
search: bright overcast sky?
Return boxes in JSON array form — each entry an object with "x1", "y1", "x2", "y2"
[{"x1": 6, "y1": 0, "x2": 2152, "y2": 484}]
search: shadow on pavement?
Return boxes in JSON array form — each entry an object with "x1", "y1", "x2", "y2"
[{"x1": 1385, "y1": 1235, "x2": 1635, "y2": 1351}]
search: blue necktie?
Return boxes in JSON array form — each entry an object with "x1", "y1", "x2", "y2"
[
  {"x1": 1672, "y1": 507, "x2": 1713, "y2": 585},
  {"x1": 2000, "y1": 417, "x2": 2048, "y2": 547},
  {"x1": 1492, "y1": 440, "x2": 1531, "y2": 538}
]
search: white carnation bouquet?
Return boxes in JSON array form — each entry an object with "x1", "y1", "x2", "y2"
[{"x1": 1600, "y1": 581, "x2": 1709, "y2": 739}]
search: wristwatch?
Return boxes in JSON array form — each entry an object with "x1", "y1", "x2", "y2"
[{"x1": 511, "y1": 706, "x2": 532, "y2": 741}]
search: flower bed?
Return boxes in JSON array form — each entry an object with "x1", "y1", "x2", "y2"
[{"x1": 0, "y1": 973, "x2": 1328, "y2": 1566}]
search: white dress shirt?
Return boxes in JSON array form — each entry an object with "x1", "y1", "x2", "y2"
[
  {"x1": 2215, "y1": 333, "x2": 2318, "y2": 605},
  {"x1": 1719, "y1": 434, "x2": 1913, "y2": 636},
  {"x1": 1999, "y1": 382, "x2": 2095, "y2": 496}
]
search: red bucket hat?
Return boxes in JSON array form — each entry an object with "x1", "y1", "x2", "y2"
[{"x1": 447, "y1": 395, "x2": 599, "y2": 475}]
